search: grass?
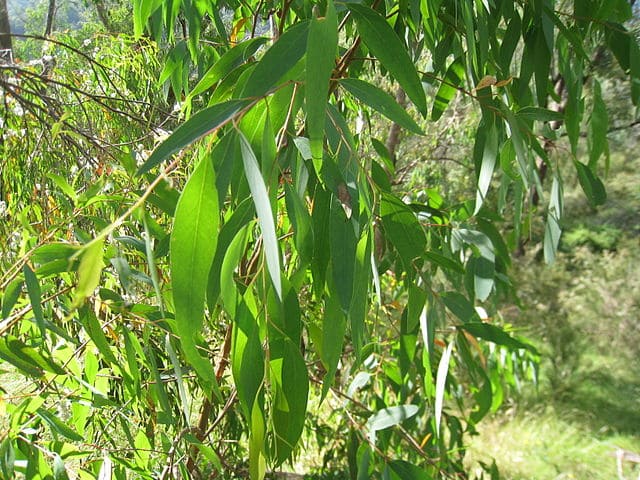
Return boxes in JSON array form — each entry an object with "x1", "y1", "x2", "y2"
[
  {"x1": 467, "y1": 408, "x2": 640, "y2": 480},
  {"x1": 466, "y1": 148, "x2": 640, "y2": 480}
]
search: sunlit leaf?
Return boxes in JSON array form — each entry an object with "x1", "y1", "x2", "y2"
[
  {"x1": 137, "y1": 99, "x2": 251, "y2": 175},
  {"x1": 170, "y1": 153, "x2": 219, "y2": 393},
  {"x1": 238, "y1": 131, "x2": 282, "y2": 299},
  {"x1": 306, "y1": 1, "x2": 338, "y2": 162}
]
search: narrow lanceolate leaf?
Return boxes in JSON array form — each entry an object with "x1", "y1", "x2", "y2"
[
  {"x1": 23, "y1": 265, "x2": 44, "y2": 334},
  {"x1": 36, "y1": 408, "x2": 84, "y2": 442},
  {"x1": 574, "y1": 161, "x2": 606, "y2": 207},
  {"x1": 544, "y1": 176, "x2": 563, "y2": 264},
  {"x1": 137, "y1": 99, "x2": 251, "y2": 175},
  {"x1": 73, "y1": 239, "x2": 104, "y2": 307},
  {"x1": 238, "y1": 132, "x2": 282, "y2": 299},
  {"x1": 366, "y1": 405, "x2": 419, "y2": 443},
  {"x1": 432, "y1": 58, "x2": 465, "y2": 121},
  {"x1": 459, "y1": 323, "x2": 538, "y2": 354},
  {"x1": 306, "y1": 0, "x2": 338, "y2": 162},
  {"x1": 242, "y1": 21, "x2": 310, "y2": 99},
  {"x1": 347, "y1": 4, "x2": 427, "y2": 115},
  {"x1": 339, "y1": 78, "x2": 424, "y2": 135},
  {"x1": 434, "y1": 341, "x2": 454, "y2": 437},
  {"x1": 474, "y1": 124, "x2": 499, "y2": 215},
  {"x1": 188, "y1": 37, "x2": 268, "y2": 99},
  {"x1": 171, "y1": 154, "x2": 219, "y2": 391}
]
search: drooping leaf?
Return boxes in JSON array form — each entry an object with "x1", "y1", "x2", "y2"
[
  {"x1": 188, "y1": 37, "x2": 268, "y2": 100},
  {"x1": 73, "y1": 239, "x2": 104, "y2": 307},
  {"x1": 242, "y1": 21, "x2": 310, "y2": 99},
  {"x1": 238, "y1": 131, "x2": 282, "y2": 299},
  {"x1": 348, "y1": 4, "x2": 427, "y2": 114},
  {"x1": 441, "y1": 291, "x2": 480, "y2": 323},
  {"x1": 271, "y1": 339, "x2": 309, "y2": 464},
  {"x1": 474, "y1": 123, "x2": 499, "y2": 215},
  {"x1": 1, "y1": 277, "x2": 23, "y2": 320},
  {"x1": 434, "y1": 341, "x2": 454, "y2": 436},
  {"x1": 460, "y1": 322, "x2": 538, "y2": 353},
  {"x1": 388, "y1": 460, "x2": 431, "y2": 480},
  {"x1": 137, "y1": 99, "x2": 251, "y2": 175},
  {"x1": 339, "y1": 79, "x2": 424, "y2": 135},
  {"x1": 575, "y1": 161, "x2": 607, "y2": 207},
  {"x1": 544, "y1": 176, "x2": 563, "y2": 264},
  {"x1": 432, "y1": 58, "x2": 464, "y2": 121},
  {"x1": 330, "y1": 198, "x2": 357, "y2": 312},
  {"x1": 36, "y1": 408, "x2": 84, "y2": 442},
  {"x1": 366, "y1": 405, "x2": 419, "y2": 443},
  {"x1": 380, "y1": 193, "x2": 426, "y2": 275},
  {"x1": 306, "y1": 1, "x2": 338, "y2": 162},
  {"x1": 170, "y1": 153, "x2": 219, "y2": 393},
  {"x1": 321, "y1": 292, "x2": 347, "y2": 399}
]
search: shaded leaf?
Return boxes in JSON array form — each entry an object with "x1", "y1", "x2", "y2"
[
  {"x1": 242, "y1": 21, "x2": 310, "y2": 99},
  {"x1": 339, "y1": 79, "x2": 424, "y2": 135},
  {"x1": 348, "y1": 4, "x2": 427, "y2": 114},
  {"x1": 460, "y1": 322, "x2": 538, "y2": 353},
  {"x1": 432, "y1": 58, "x2": 464, "y2": 121}
]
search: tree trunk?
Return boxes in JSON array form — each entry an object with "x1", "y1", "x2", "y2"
[
  {"x1": 44, "y1": 0, "x2": 56, "y2": 36},
  {"x1": 0, "y1": 0, "x2": 12, "y2": 61}
]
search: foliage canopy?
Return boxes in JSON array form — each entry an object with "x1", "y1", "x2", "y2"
[{"x1": 1, "y1": 0, "x2": 639, "y2": 478}]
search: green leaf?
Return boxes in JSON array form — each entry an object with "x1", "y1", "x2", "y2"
[
  {"x1": 434, "y1": 341, "x2": 453, "y2": 436},
  {"x1": 188, "y1": 37, "x2": 268, "y2": 100},
  {"x1": 474, "y1": 124, "x2": 498, "y2": 215},
  {"x1": 388, "y1": 460, "x2": 431, "y2": 480},
  {"x1": 36, "y1": 408, "x2": 83, "y2": 442},
  {"x1": 575, "y1": 161, "x2": 607, "y2": 207},
  {"x1": 306, "y1": 1, "x2": 338, "y2": 162},
  {"x1": 284, "y1": 184, "x2": 313, "y2": 267},
  {"x1": 544, "y1": 176, "x2": 563, "y2": 264},
  {"x1": 32, "y1": 243, "x2": 80, "y2": 266},
  {"x1": 339, "y1": 78, "x2": 424, "y2": 135},
  {"x1": 47, "y1": 173, "x2": 76, "y2": 203},
  {"x1": 321, "y1": 292, "x2": 347, "y2": 398},
  {"x1": 171, "y1": 153, "x2": 219, "y2": 393},
  {"x1": 2, "y1": 277, "x2": 23, "y2": 320},
  {"x1": 431, "y1": 58, "x2": 464, "y2": 121},
  {"x1": 366, "y1": 405, "x2": 419, "y2": 442},
  {"x1": 73, "y1": 239, "x2": 104, "y2": 307},
  {"x1": 242, "y1": 21, "x2": 310, "y2": 99},
  {"x1": 0, "y1": 336, "x2": 43, "y2": 377},
  {"x1": 380, "y1": 193, "x2": 426, "y2": 275},
  {"x1": 137, "y1": 99, "x2": 251, "y2": 175},
  {"x1": 330, "y1": 198, "x2": 357, "y2": 312},
  {"x1": 516, "y1": 106, "x2": 564, "y2": 123},
  {"x1": 441, "y1": 291, "x2": 480, "y2": 323},
  {"x1": 23, "y1": 264, "x2": 45, "y2": 334},
  {"x1": 238, "y1": 131, "x2": 282, "y2": 299},
  {"x1": 348, "y1": 4, "x2": 427, "y2": 115},
  {"x1": 271, "y1": 339, "x2": 309, "y2": 464},
  {"x1": 79, "y1": 306, "x2": 118, "y2": 365},
  {"x1": 460, "y1": 323, "x2": 538, "y2": 353}
]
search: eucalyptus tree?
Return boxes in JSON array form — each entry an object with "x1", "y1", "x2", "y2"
[{"x1": 1, "y1": 0, "x2": 638, "y2": 478}]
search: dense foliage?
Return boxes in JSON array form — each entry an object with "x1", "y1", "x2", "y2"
[{"x1": 1, "y1": 0, "x2": 639, "y2": 478}]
